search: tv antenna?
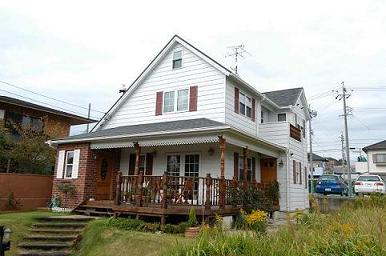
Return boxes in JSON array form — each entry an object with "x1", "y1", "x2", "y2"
[{"x1": 226, "y1": 44, "x2": 250, "y2": 74}]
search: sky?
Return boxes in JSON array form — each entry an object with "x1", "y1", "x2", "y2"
[{"x1": 1, "y1": 0, "x2": 386, "y2": 162}]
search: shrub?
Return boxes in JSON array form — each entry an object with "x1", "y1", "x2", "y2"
[
  {"x1": 104, "y1": 217, "x2": 146, "y2": 231},
  {"x1": 188, "y1": 208, "x2": 197, "y2": 227}
]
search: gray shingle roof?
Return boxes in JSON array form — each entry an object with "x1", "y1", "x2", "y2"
[
  {"x1": 308, "y1": 153, "x2": 327, "y2": 162},
  {"x1": 262, "y1": 88, "x2": 303, "y2": 107},
  {"x1": 363, "y1": 140, "x2": 386, "y2": 152},
  {"x1": 55, "y1": 118, "x2": 227, "y2": 141}
]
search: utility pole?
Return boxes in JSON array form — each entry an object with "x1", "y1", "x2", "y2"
[
  {"x1": 340, "y1": 81, "x2": 353, "y2": 196},
  {"x1": 86, "y1": 103, "x2": 91, "y2": 133},
  {"x1": 340, "y1": 132, "x2": 345, "y2": 179},
  {"x1": 308, "y1": 105, "x2": 317, "y2": 193}
]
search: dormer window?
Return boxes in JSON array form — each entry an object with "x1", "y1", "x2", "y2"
[{"x1": 172, "y1": 50, "x2": 182, "y2": 69}]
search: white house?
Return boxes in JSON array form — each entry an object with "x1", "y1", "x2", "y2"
[
  {"x1": 49, "y1": 35, "x2": 310, "y2": 220},
  {"x1": 362, "y1": 140, "x2": 386, "y2": 180}
]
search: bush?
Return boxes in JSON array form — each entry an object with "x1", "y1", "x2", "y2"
[
  {"x1": 188, "y1": 208, "x2": 197, "y2": 227},
  {"x1": 163, "y1": 222, "x2": 190, "y2": 234},
  {"x1": 104, "y1": 217, "x2": 147, "y2": 231}
]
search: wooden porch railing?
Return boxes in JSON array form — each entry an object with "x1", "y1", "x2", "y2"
[{"x1": 115, "y1": 172, "x2": 279, "y2": 211}]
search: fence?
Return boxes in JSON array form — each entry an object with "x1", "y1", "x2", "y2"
[{"x1": 0, "y1": 173, "x2": 53, "y2": 211}]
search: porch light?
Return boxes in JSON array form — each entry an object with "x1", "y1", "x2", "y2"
[
  {"x1": 208, "y1": 148, "x2": 215, "y2": 156},
  {"x1": 278, "y1": 159, "x2": 284, "y2": 167}
]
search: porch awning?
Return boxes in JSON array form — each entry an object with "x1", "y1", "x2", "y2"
[{"x1": 90, "y1": 135, "x2": 219, "y2": 149}]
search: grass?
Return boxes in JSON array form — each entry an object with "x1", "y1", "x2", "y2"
[
  {"x1": 0, "y1": 210, "x2": 64, "y2": 255},
  {"x1": 166, "y1": 196, "x2": 386, "y2": 256},
  {"x1": 75, "y1": 219, "x2": 189, "y2": 256}
]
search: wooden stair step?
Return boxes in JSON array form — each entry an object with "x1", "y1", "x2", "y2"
[
  {"x1": 18, "y1": 242, "x2": 74, "y2": 250},
  {"x1": 24, "y1": 235, "x2": 78, "y2": 241},
  {"x1": 74, "y1": 209, "x2": 114, "y2": 216},
  {"x1": 28, "y1": 228, "x2": 83, "y2": 233},
  {"x1": 16, "y1": 250, "x2": 72, "y2": 256},
  {"x1": 33, "y1": 222, "x2": 87, "y2": 228},
  {"x1": 34, "y1": 216, "x2": 95, "y2": 222}
]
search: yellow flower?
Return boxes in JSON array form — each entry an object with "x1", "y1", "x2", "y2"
[{"x1": 245, "y1": 210, "x2": 268, "y2": 225}]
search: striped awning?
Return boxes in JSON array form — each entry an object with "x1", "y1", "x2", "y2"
[{"x1": 90, "y1": 135, "x2": 219, "y2": 149}]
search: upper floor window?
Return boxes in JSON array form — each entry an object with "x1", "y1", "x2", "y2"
[
  {"x1": 373, "y1": 154, "x2": 386, "y2": 164},
  {"x1": 163, "y1": 89, "x2": 189, "y2": 113},
  {"x1": 278, "y1": 113, "x2": 286, "y2": 122},
  {"x1": 239, "y1": 91, "x2": 252, "y2": 118},
  {"x1": 163, "y1": 91, "x2": 175, "y2": 112},
  {"x1": 172, "y1": 50, "x2": 182, "y2": 69}
]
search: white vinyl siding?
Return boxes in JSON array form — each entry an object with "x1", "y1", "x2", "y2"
[
  {"x1": 225, "y1": 79, "x2": 257, "y2": 137},
  {"x1": 102, "y1": 43, "x2": 225, "y2": 128}
]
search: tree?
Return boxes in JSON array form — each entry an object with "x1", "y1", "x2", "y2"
[
  {"x1": 9, "y1": 127, "x2": 55, "y2": 174},
  {"x1": 0, "y1": 126, "x2": 13, "y2": 172}
]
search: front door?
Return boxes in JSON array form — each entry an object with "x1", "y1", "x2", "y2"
[
  {"x1": 260, "y1": 158, "x2": 277, "y2": 183},
  {"x1": 96, "y1": 153, "x2": 113, "y2": 200}
]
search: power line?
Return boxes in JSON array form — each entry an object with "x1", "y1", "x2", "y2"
[
  {"x1": 0, "y1": 80, "x2": 106, "y2": 114},
  {"x1": 0, "y1": 88, "x2": 101, "y2": 119}
]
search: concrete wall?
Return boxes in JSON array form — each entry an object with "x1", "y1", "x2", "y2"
[{"x1": 0, "y1": 173, "x2": 53, "y2": 211}]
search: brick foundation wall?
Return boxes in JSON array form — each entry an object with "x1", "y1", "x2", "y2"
[{"x1": 52, "y1": 143, "x2": 96, "y2": 209}]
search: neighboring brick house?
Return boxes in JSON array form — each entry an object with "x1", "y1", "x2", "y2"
[{"x1": 0, "y1": 95, "x2": 95, "y2": 138}]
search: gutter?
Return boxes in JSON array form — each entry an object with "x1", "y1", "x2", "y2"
[{"x1": 48, "y1": 125, "x2": 231, "y2": 146}]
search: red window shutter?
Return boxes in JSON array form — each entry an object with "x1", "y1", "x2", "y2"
[
  {"x1": 145, "y1": 153, "x2": 153, "y2": 175},
  {"x1": 189, "y1": 86, "x2": 198, "y2": 112},
  {"x1": 293, "y1": 160, "x2": 297, "y2": 184},
  {"x1": 251, "y1": 98, "x2": 256, "y2": 121},
  {"x1": 155, "y1": 91, "x2": 163, "y2": 116},
  {"x1": 234, "y1": 87, "x2": 239, "y2": 113},
  {"x1": 234, "y1": 152, "x2": 239, "y2": 179},
  {"x1": 252, "y1": 157, "x2": 256, "y2": 182}
]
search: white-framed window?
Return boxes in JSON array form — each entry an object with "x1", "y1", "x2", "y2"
[
  {"x1": 163, "y1": 89, "x2": 189, "y2": 113},
  {"x1": 163, "y1": 91, "x2": 175, "y2": 113},
  {"x1": 239, "y1": 156, "x2": 252, "y2": 181},
  {"x1": 177, "y1": 89, "x2": 189, "y2": 111},
  {"x1": 64, "y1": 151, "x2": 74, "y2": 178},
  {"x1": 373, "y1": 154, "x2": 386, "y2": 164},
  {"x1": 278, "y1": 113, "x2": 286, "y2": 122},
  {"x1": 239, "y1": 91, "x2": 252, "y2": 118},
  {"x1": 172, "y1": 50, "x2": 182, "y2": 69}
]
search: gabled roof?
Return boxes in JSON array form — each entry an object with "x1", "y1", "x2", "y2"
[
  {"x1": 308, "y1": 153, "x2": 327, "y2": 162},
  {"x1": 0, "y1": 95, "x2": 96, "y2": 125},
  {"x1": 363, "y1": 140, "x2": 386, "y2": 152},
  {"x1": 92, "y1": 34, "x2": 281, "y2": 131},
  {"x1": 52, "y1": 118, "x2": 228, "y2": 143},
  {"x1": 262, "y1": 88, "x2": 303, "y2": 107}
]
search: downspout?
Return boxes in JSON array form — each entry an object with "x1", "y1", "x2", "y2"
[{"x1": 286, "y1": 149, "x2": 291, "y2": 211}]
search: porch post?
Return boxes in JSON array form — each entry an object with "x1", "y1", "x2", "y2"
[
  {"x1": 134, "y1": 142, "x2": 141, "y2": 175},
  {"x1": 134, "y1": 142, "x2": 143, "y2": 206},
  {"x1": 114, "y1": 171, "x2": 122, "y2": 205},
  {"x1": 243, "y1": 147, "x2": 248, "y2": 189},
  {"x1": 219, "y1": 136, "x2": 226, "y2": 209}
]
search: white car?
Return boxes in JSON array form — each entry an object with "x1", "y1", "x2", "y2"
[{"x1": 354, "y1": 174, "x2": 385, "y2": 195}]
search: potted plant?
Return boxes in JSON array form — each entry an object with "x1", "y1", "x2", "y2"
[{"x1": 184, "y1": 207, "x2": 200, "y2": 238}]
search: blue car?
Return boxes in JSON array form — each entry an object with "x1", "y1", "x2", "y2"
[{"x1": 315, "y1": 175, "x2": 348, "y2": 196}]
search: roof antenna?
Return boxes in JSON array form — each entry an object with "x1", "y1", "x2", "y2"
[
  {"x1": 226, "y1": 44, "x2": 250, "y2": 74},
  {"x1": 119, "y1": 84, "x2": 127, "y2": 94}
]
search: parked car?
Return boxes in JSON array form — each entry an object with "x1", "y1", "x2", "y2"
[
  {"x1": 315, "y1": 175, "x2": 348, "y2": 196},
  {"x1": 354, "y1": 174, "x2": 385, "y2": 195}
]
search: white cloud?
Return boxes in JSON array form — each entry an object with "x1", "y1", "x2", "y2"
[{"x1": 1, "y1": 0, "x2": 386, "y2": 159}]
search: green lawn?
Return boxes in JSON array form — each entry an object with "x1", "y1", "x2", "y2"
[
  {"x1": 76, "y1": 219, "x2": 189, "y2": 256},
  {"x1": 0, "y1": 210, "x2": 63, "y2": 255}
]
